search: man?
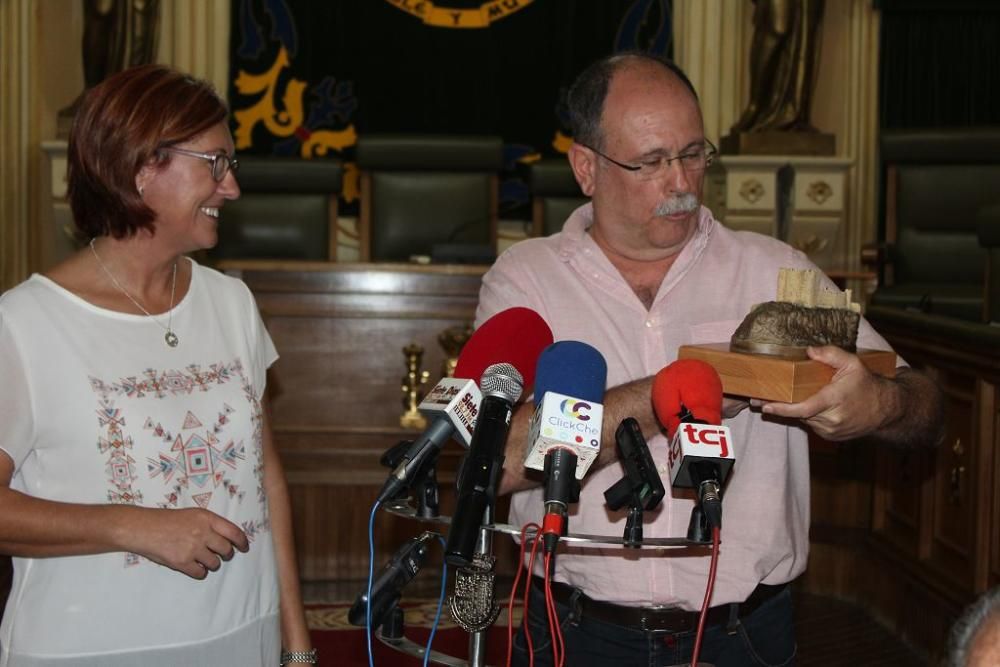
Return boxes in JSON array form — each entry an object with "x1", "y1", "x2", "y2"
[
  {"x1": 476, "y1": 52, "x2": 943, "y2": 666},
  {"x1": 948, "y1": 587, "x2": 1000, "y2": 667}
]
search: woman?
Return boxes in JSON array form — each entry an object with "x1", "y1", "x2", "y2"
[{"x1": 0, "y1": 65, "x2": 315, "y2": 666}]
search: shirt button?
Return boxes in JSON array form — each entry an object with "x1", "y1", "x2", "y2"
[
  {"x1": 658, "y1": 465, "x2": 668, "y2": 474},
  {"x1": 645, "y1": 319, "x2": 654, "y2": 327}
]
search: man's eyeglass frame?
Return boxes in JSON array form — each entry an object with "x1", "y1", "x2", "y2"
[{"x1": 581, "y1": 140, "x2": 718, "y2": 175}]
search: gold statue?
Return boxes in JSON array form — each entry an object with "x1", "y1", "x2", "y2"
[
  {"x1": 723, "y1": 0, "x2": 834, "y2": 155},
  {"x1": 400, "y1": 343, "x2": 430, "y2": 429},
  {"x1": 437, "y1": 324, "x2": 473, "y2": 379}
]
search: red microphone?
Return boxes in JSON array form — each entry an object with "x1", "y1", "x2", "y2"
[
  {"x1": 377, "y1": 307, "x2": 551, "y2": 505},
  {"x1": 652, "y1": 359, "x2": 734, "y2": 529},
  {"x1": 454, "y1": 306, "x2": 550, "y2": 394},
  {"x1": 651, "y1": 359, "x2": 723, "y2": 437},
  {"x1": 445, "y1": 307, "x2": 553, "y2": 566}
]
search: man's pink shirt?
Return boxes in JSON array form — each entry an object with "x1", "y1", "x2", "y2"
[{"x1": 476, "y1": 203, "x2": 894, "y2": 609}]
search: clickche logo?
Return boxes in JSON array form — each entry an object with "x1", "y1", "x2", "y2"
[{"x1": 559, "y1": 400, "x2": 591, "y2": 421}]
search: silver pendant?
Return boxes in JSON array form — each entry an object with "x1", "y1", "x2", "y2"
[{"x1": 165, "y1": 331, "x2": 179, "y2": 347}]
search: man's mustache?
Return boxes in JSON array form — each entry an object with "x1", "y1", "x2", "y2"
[{"x1": 654, "y1": 193, "x2": 699, "y2": 216}]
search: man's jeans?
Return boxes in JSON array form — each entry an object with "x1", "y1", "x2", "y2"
[{"x1": 511, "y1": 583, "x2": 797, "y2": 667}]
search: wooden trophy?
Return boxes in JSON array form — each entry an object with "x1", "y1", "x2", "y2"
[{"x1": 679, "y1": 269, "x2": 895, "y2": 402}]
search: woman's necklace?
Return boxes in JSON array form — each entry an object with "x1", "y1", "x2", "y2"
[{"x1": 89, "y1": 239, "x2": 180, "y2": 348}]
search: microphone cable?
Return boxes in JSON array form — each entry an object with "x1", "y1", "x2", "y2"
[
  {"x1": 366, "y1": 499, "x2": 381, "y2": 667},
  {"x1": 690, "y1": 525, "x2": 722, "y2": 667},
  {"x1": 507, "y1": 522, "x2": 542, "y2": 667},
  {"x1": 543, "y1": 551, "x2": 566, "y2": 667},
  {"x1": 365, "y1": 501, "x2": 448, "y2": 667},
  {"x1": 423, "y1": 534, "x2": 449, "y2": 667}
]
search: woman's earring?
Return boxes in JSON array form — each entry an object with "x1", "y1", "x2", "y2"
[{"x1": 138, "y1": 185, "x2": 144, "y2": 197}]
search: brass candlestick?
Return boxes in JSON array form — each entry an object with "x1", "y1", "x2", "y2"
[
  {"x1": 438, "y1": 323, "x2": 473, "y2": 378},
  {"x1": 400, "y1": 343, "x2": 430, "y2": 429}
]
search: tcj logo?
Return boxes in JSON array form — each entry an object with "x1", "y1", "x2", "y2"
[{"x1": 559, "y1": 400, "x2": 591, "y2": 421}]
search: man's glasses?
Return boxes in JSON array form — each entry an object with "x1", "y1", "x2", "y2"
[
  {"x1": 160, "y1": 147, "x2": 239, "y2": 182},
  {"x1": 583, "y1": 140, "x2": 717, "y2": 180}
]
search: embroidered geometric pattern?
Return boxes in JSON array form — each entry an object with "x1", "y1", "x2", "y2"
[
  {"x1": 89, "y1": 359, "x2": 270, "y2": 568},
  {"x1": 95, "y1": 403, "x2": 143, "y2": 509},
  {"x1": 145, "y1": 412, "x2": 248, "y2": 510}
]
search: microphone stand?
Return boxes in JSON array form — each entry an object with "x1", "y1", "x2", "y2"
[
  {"x1": 467, "y1": 504, "x2": 493, "y2": 667},
  {"x1": 413, "y1": 460, "x2": 440, "y2": 519},
  {"x1": 380, "y1": 439, "x2": 441, "y2": 518}
]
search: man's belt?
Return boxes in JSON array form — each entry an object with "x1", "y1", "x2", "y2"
[{"x1": 533, "y1": 576, "x2": 786, "y2": 634}]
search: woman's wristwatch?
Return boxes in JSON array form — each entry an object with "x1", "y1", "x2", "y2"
[{"x1": 279, "y1": 648, "x2": 318, "y2": 665}]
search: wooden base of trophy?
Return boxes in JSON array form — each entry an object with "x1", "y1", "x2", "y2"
[
  {"x1": 678, "y1": 343, "x2": 896, "y2": 402},
  {"x1": 720, "y1": 130, "x2": 835, "y2": 156}
]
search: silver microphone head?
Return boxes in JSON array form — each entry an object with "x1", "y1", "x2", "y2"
[{"x1": 480, "y1": 363, "x2": 523, "y2": 403}]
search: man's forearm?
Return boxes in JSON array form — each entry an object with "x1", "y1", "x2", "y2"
[
  {"x1": 870, "y1": 367, "x2": 945, "y2": 448},
  {"x1": 497, "y1": 376, "x2": 658, "y2": 494}
]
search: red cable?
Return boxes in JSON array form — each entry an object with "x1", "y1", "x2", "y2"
[
  {"x1": 520, "y1": 524, "x2": 543, "y2": 667},
  {"x1": 507, "y1": 523, "x2": 540, "y2": 667},
  {"x1": 543, "y1": 552, "x2": 566, "y2": 667},
  {"x1": 690, "y1": 526, "x2": 722, "y2": 667}
]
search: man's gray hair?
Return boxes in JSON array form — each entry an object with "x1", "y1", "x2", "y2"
[{"x1": 948, "y1": 586, "x2": 1000, "y2": 666}]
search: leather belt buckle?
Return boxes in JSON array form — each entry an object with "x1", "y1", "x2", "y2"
[{"x1": 638, "y1": 607, "x2": 691, "y2": 634}]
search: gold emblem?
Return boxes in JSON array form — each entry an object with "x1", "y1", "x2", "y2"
[
  {"x1": 233, "y1": 47, "x2": 358, "y2": 159},
  {"x1": 385, "y1": 0, "x2": 535, "y2": 28}
]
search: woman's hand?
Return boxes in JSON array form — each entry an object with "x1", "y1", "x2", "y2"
[{"x1": 120, "y1": 507, "x2": 250, "y2": 579}]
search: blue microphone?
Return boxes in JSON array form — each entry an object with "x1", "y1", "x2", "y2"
[
  {"x1": 524, "y1": 341, "x2": 608, "y2": 476},
  {"x1": 524, "y1": 342, "x2": 608, "y2": 550}
]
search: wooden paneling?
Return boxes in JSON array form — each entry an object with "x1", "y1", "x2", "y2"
[
  {"x1": 222, "y1": 261, "x2": 499, "y2": 582},
  {"x1": 872, "y1": 447, "x2": 931, "y2": 561},
  {"x1": 861, "y1": 312, "x2": 1000, "y2": 660},
  {"x1": 801, "y1": 435, "x2": 876, "y2": 599},
  {"x1": 926, "y1": 368, "x2": 978, "y2": 593}
]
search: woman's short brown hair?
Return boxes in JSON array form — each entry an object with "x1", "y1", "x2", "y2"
[{"x1": 67, "y1": 64, "x2": 228, "y2": 240}]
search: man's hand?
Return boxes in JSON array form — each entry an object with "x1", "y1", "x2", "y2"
[
  {"x1": 760, "y1": 345, "x2": 897, "y2": 441},
  {"x1": 122, "y1": 507, "x2": 250, "y2": 579},
  {"x1": 722, "y1": 397, "x2": 749, "y2": 419}
]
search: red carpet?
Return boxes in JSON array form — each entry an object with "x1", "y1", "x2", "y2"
[{"x1": 307, "y1": 600, "x2": 521, "y2": 666}]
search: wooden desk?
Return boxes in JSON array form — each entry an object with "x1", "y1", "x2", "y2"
[{"x1": 220, "y1": 261, "x2": 492, "y2": 581}]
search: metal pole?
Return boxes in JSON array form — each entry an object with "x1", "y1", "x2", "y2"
[{"x1": 467, "y1": 504, "x2": 494, "y2": 667}]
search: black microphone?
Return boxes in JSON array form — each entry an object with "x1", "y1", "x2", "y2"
[
  {"x1": 603, "y1": 418, "x2": 666, "y2": 513},
  {"x1": 541, "y1": 447, "x2": 579, "y2": 552},
  {"x1": 603, "y1": 418, "x2": 666, "y2": 547},
  {"x1": 348, "y1": 532, "x2": 435, "y2": 628},
  {"x1": 375, "y1": 401, "x2": 475, "y2": 505},
  {"x1": 444, "y1": 363, "x2": 524, "y2": 567}
]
